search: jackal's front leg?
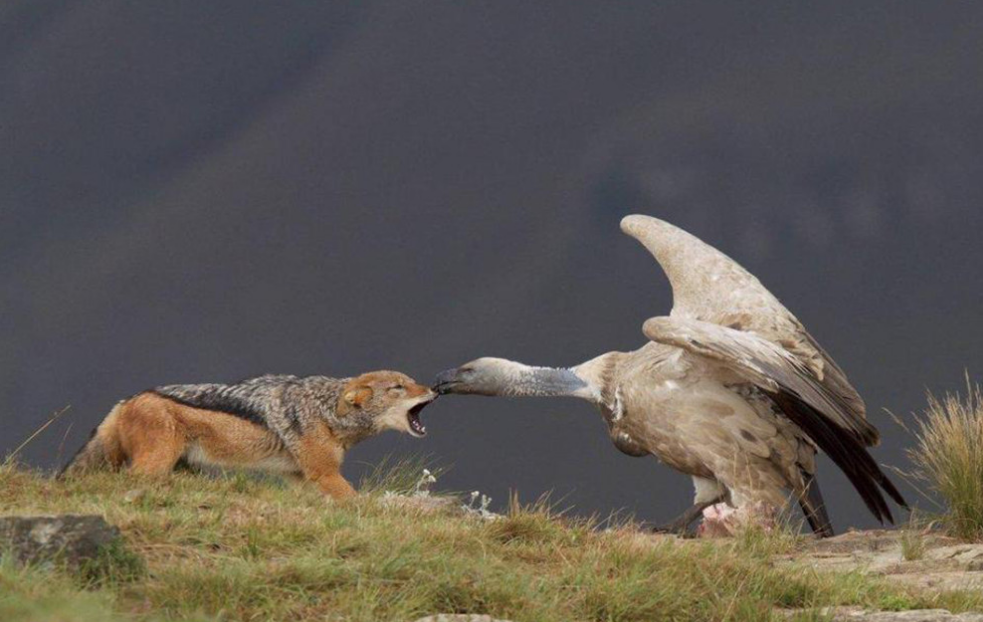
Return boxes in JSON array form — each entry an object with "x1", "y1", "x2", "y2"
[
  {"x1": 312, "y1": 473, "x2": 356, "y2": 500},
  {"x1": 293, "y1": 423, "x2": 356, "y2": 500}
]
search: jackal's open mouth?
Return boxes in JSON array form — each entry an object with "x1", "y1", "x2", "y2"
[{"x1": 407, "y1": 399, "x2": 434, "y2": 438}]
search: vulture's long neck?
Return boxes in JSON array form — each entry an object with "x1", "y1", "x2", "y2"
[
  {"x1": 498, "y1": 353, "x2": 623, "y2": 405},
  {"x1": 498, "y1": 363, "x2": 599, "y2": 401}
]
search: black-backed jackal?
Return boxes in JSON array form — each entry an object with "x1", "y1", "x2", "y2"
[{"x1": 60, "y1": 372, "x2": 437, "y2": 499}]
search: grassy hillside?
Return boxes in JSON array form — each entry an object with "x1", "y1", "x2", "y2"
[{"x1": 1, "y1": 463, "x2": 981, "y2": 622}]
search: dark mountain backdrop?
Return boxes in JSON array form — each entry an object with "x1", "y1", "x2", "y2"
[{"x1": 3, "y1": 1, "x2": 982, "y2": 529}]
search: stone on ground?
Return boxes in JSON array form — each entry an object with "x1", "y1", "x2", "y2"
[{"x1": 0, "y1": 514, "x2": 122, "y2": 568}]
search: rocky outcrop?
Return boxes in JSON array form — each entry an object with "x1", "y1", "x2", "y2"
[
  {"x1": 779, "y1": 529, "x2": 983, "y2": 592},
  {"x1": 0, "y1": 515, "x2": 122, "y2": 567}
]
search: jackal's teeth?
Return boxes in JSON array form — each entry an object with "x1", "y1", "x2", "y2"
[{"x1": 407, "y1": 401, "x2": 429, "y2": 437}]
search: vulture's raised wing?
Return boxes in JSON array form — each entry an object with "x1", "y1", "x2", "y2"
[
  {"x1": 643, "y1": 316, "x2": 905, "y2": 523},
  {"x1": 621, "y1": 215, "x2": 868, "y2": 438}
]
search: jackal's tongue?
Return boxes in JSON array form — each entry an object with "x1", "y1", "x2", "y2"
[{"x1": 408, "y1": 402, "x2": 428, "y2": 436}]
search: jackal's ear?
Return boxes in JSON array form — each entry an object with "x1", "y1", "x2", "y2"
[{"x1": 343, "y1": 386, "x2": 373, "y2": 409}]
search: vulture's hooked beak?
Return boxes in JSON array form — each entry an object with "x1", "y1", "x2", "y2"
[{"x1": 432, "y1": 368, "x2": 462, "y2": 394}]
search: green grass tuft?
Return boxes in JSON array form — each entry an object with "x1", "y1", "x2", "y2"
[
  {"x1": 78, "y1": 537, "x2": 146, "y2": 586},
  {"x1": 1, "y1": 461, "x2": 982, "y2": 622}
]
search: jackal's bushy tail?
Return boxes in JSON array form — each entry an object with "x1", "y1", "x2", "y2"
[{"x1": 57, "y1": 404, "x2": 125, "y2": 478}]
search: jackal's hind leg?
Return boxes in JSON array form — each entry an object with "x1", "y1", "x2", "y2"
[
  {"x1": 114, "y1": 395, "x2": 188, "y2": 476},
  {"x1": 128, "y1": 435, "x2": 185, "y2": 475}
]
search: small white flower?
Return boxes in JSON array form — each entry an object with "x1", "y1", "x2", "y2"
[{"x1": 412, "y1": 468, "x2": 438, "y2": 496}]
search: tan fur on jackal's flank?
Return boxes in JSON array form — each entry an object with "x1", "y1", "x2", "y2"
[{"x1": 60, "y1": 371, "x2": 437, "y2": 500}]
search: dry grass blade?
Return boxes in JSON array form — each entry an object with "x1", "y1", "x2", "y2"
[
  {"x1": 4, "y1": 406, "x2": 71, "y2": 465},
  {"x1": 907, "y1": 375, "x2": 983, "y2": 541},
  {"x1": 356, "y1": 453, "x2": 446, "y2": 494}
]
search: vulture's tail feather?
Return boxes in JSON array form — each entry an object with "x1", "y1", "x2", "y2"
[
  {"x1": 771, "y1": 392, "x2": 907, "y2": 525},
  {"x1": 798, "y1": 470, "x2": 835, "y2": 538}
]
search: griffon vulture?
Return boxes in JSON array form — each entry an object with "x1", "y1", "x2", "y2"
[{"x1": 434, "y1": 215, "x2": 905, "y2": 537}]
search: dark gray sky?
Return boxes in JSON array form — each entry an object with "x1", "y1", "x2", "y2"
[{"x1": 3, "y1": 1, "x2": 982, "y2": 530}]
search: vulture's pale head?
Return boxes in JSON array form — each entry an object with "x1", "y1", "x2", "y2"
[{"x1": 432, "y1": 357, "x2": 526, "y2": 396}]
